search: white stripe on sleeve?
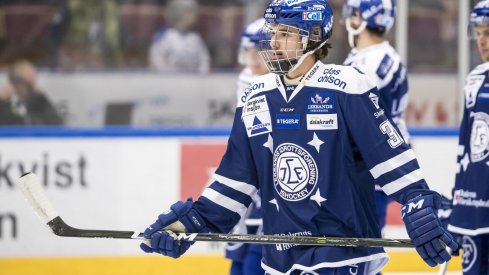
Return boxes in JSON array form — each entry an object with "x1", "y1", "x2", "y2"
[
  {"x1": 458, "y1": 145, "x2": 465, "y2": 156},
  {"x1": 381, "y1": 169, "x2": 424, "y2": 195},
  {"x1": 214, "y1": 173, "x2": 257, "y2": 197},
  {"x1": 202, "y1": 188, "x2": 248, "y2": 218},
  {"x1": 370, "y1": 150, "x2": 416, "y2": 179}
]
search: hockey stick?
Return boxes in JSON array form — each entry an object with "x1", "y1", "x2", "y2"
[
  {"x1": 18, "y1": 172, "x2": 414, "y2": 248},
  {"x1": 437, "y1": 247, "x2": 452, "y2": 275}
]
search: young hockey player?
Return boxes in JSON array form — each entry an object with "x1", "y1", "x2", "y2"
[
  {"x1": 342, "y1": 0, "x2": 408, "y2": 233},
  {"x1": 141, "y1": 1, "x2": 457, "y2": 274},
  {"x1": 448, "y1": 1, "x2": 489, "y2": 274}
]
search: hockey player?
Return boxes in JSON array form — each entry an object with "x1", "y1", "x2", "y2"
[
  {"x1": 140, "y1": 0, "x2": 458, "y2": 274},
  {"x1": 236, "y1": 18, "x2": 269, "y2": 105},
  {"x1": 342, "y1": 0, "x2": 408, "y2": 234},
  {"x1": 448, "y1": 1, "x2": 489, "y2": 274},
  {"x1": 226, "y1": 18, "x2": 266, "y2": 275}
]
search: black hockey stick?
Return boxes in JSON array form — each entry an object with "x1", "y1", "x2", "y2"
[{"x1": 18, "y1": 172, "x2": 414, "y2": 248}]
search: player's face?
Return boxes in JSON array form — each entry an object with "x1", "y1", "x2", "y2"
[
  {"x1": 475, "y1": 25, "x2": 489, "y2": 62},
  {"x1": 346, "y1": 11, "x2": 363, "y2": 30},
  {"x1": 268, "y1": 24, "x2": 303, "y2": 60},
  {"x1": 244, "y1": 47, "x2": 268, "y2": 75}
]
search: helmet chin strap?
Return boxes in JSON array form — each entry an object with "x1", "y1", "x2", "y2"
[
  {"x1": 345, "y1": 18, "x2": 367, "y2": 48},
  {"x1": 286, "y1": 37, "x2": 329, "y2": 77}
]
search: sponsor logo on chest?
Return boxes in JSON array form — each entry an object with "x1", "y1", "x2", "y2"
[
  {"x1": 306, "y1": 114, "x2": 338, "y2": 130},
  {"x1": 242, "y1": 95, "x2": 272, "y2": 137},
  {"x1": 307, "y1": 92, "x2": 336, "y2": 113},
  {"x1": 276, "y1": 114, "x2": 300, "y2": 129}
]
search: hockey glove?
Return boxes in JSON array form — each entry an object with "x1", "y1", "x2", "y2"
[
  {"x1": 401, "y1": 192, "x2": 459, "y2": 267},
  {"x1": 140, "y1": 198, "x2": 209, "y2": 258}
]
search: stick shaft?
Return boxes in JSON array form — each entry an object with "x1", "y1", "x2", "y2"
[
  {"x1": 20, "y1": 172, "x2": 413, "y2": 248},
  {"x1": 48, "y1": 216, "x2": 412, "y2": 248}
]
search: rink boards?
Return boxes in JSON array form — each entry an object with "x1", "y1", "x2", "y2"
[{"x1": 0, "y1": 130, "x2": 461, "y2": 273}]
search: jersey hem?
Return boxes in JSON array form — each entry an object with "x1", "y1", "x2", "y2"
[{"x1": 260, "y1": 252, "x2": 389, "y2": 275}]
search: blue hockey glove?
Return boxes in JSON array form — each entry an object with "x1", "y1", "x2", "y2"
[
  {"x1": 401, "y1": 192, "x2": 459, "y2": 267},
  {"x1": 140, "y1": 199, "x2": 209, "y2": 258}
]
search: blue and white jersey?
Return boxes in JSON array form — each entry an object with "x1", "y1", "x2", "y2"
[
  {"x1": 194, "y1": 61, "x2": 429, "y2": 274},
  {"x1": 344, "y1": 41, "x2": 409, "y2": 141},
  {"x1": 225, "y1": 192, "x2": 263, "y2": 260},
  {"x1": 448, "y1": 62, "x2": 489, "y2": 236}
]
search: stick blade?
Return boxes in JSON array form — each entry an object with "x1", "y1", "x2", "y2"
[{"x1": 18, "y1": 172, "x2": 58, "y2": 224}]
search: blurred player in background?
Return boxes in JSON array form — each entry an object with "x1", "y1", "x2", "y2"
[
  {"x1": 140, "y1": 0, "x2": 457, "y2": 273},
  {"x1": 342, "y1": 0, "x2": 408, "y2": 236},
  {"x1": 448, "y1": 1, "x2": 489, "y2": 274},
  {"x1": 236, "y1": 18, "x2": 269, "y2": 105},
  {"x1": 226, "y1": 18, "x2": 267, "y2": 275},
  {"x1": 149, "y1": 0, "x2": 210, "y2": 74}
]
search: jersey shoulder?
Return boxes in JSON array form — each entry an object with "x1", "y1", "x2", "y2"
[
  {"x1": 346, "y1": 42, "x2": 403, "y2": 86},
  {"x1": 306, "y1": 63, "x2": 377, "y2": 95},
  {"x1": 469, "y1": 62, "x2": 489, "y2": 76},
  {"x1": 237, "y1": 73, "x2": 277, "y2": 108}
]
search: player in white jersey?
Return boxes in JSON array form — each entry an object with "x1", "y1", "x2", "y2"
[
  {"x1": 448, "y1": 1, "x2": 489, "y2": 274},
  {"x1": 342, "y1": 0, "x2": 408, "y2": 236},
  {"x1": 139, "y1": 1, "x2": 457, "y2": 274},
  {"x1": 236, "y1": 18, "x2": 269, "y2": 105},
  {"x1": 226, "y1": 18, "x2": 267, "y2": 275}
]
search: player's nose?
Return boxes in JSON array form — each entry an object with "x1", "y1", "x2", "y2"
[{"x1": 269, "y1": 37, "x2": 279, "y2": 49}]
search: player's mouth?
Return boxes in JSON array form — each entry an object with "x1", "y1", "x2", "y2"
[{"x1": 271, "y1": 52, "x2": 285, "y2": 60}]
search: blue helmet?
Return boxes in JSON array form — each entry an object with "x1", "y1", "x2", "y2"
[
  {"x1": 343, "y1": 0, "x2": 395, "y2": 30},
  {"x1": 263, "y1": 0, "x2": 333, "y2": 43},
  {"x1": 238, "y1": 18, "x2": 266, "y2": 65},
  {"x1": 470, "y1": 0, "x2": 489, "y2": 35},
  {"x1": 259, "y1": 0, "x2": 334, "y2": 75}
]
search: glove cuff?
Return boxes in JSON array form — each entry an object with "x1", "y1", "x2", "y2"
[
  {"x1": 170, "y1": 199, "x2": 209, "y2": 233},
  {"x1": 401, "y1": 192, "x2": 441, "y2": 218}
]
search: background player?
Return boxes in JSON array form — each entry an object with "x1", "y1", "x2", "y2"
[
  {"x1": 448, "y1": 1, "x2": 489, "y2": 274},
  {"x1": 140, "y1": 1, "x2": 457, "y2": 274},
  {"x1": 342, "y1": 0, "x2": 408, "y2": 234},
  {"x1": 226, "y1": 17, "x2": 267, "y2": 275},
  {"x1": 236, "y1": 18, "x2": 269, "y2": 105}
]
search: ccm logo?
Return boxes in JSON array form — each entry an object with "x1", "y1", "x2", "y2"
[
  {"x1": 176, "y1": 233, "x2": 198, "y2": 241},
  {"x1": 401, "y1": 199, "x2": 425, "y2": 218},
  {"x1": 302, "y1": 12, "x2": 322, "y2": 21}
]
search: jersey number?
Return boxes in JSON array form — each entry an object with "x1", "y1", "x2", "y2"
[{"x1": 380, "y1": 120, "x2": 404, "y2": 148}]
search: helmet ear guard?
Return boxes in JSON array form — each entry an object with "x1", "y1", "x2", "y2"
[{"x1": 342, "y1": 0, "x2": 395, "y2": 47}]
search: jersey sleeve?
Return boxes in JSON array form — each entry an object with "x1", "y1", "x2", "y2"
[
  {"x1": 341, "y1": 76, "x2": 429, "y2": 203},
  {"x1": 193, "y1": 107, "x2": 259, "y2": 233},
  {"x1": 454, "y1": 95, "x2": 470, "y2": 189}
]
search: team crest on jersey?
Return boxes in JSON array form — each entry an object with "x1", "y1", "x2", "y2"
[
  {"x1": 242, "y1": 95, "x2": 272, "y2": 137},
  {"x1": 465, "y1": 75, "x2": 485, "y2": 108},
  {"x1": 462, "y1": 236, "x2": 477, "y2": 273},
  {"x1": 470, "y1": 112, "x2": 489, "y2": 162},
  {"x1": 307, "y1": 92, "x2": 335, "y2": 113},
  {"x1": 273, "y1": 143, "x2": 318, "y2": 201}
]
